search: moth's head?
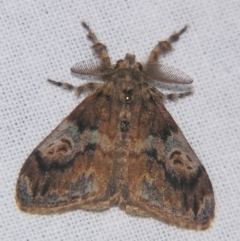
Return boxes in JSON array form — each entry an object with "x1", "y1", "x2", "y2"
[{"x1": 114, "y1": 53, "x2": 143, "y2": 72}]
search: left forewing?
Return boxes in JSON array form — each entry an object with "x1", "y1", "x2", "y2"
[{"x1": 16, "y1": 89, "x2": 117, "y2": 214}]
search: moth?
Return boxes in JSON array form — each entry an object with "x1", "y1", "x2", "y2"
[{"x1": 16, "y1": 21, "x2": 214, "y2": 230}]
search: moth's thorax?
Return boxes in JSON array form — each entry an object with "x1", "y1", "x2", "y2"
[
  {"x1": 103, "y1": 54, "x2": 151, "y2": 105},
  {"x1": 103, "y1": 75, "x2": 151, "y2": 109}
]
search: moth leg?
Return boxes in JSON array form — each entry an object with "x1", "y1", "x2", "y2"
[
  {"x1": 165, "y1": 89, "x2": 194, "y2": 101},
  {"x1": 47, "y1": 79, "x2": 103, "y2": 97},
  {"x1": 147, "y1": 25, "x2": 188, "y2": 65},
  {"x1": 74, "y1": 82, "x2": 104, "y2": 97},
  {"x1": 81, "y1": 21, "x2": 111, "y2": 67}
]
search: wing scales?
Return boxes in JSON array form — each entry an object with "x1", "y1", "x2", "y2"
[
  {"x1": 122, "y1": 98, "x2": 214, "y2": 230},
  {"x1": 16, "y1": 90, "x2": 117, "y2": 213}
]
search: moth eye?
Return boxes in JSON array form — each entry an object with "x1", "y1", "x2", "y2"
[{"x1": 120, "y1": 120, "x2": 131, "y2": 132}]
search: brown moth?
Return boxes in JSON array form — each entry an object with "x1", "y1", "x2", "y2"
[{"x1": 16, "y1": 21, "x2": 214, "y2": 230}]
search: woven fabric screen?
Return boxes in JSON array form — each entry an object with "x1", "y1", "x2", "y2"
[{"x1": 2, "y1": 0, "x2": 240, "y2": 240}]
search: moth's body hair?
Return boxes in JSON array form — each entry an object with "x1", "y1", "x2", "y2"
[
  {"x1": 16, "y1": 21, "x2": 214, "y2": 231},
  {"x1": 47, "y1": 79, "x2": 103, "y2": 97}
]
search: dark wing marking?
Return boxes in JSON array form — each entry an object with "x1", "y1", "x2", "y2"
[
  {"x1": 71, "y1": 60, "x2": 113, "y2": 76},
  {"x1": 143, "y1": 63, "x2": 193, "y2": 84},
  {"x1": 16, "y1": 89, "x2": 118, "y2": 214},
  {"x1": 121, "y1": 95, "x2": 214, "y2": 230}
]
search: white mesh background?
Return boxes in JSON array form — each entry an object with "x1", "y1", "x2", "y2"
[{"x1": 1, "y1": 0, "x2": 240, "y2": 240}]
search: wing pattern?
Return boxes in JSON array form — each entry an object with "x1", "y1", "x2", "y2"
[
  {"x1": 16, "y1": 89, "x2": 118, "y2": 213},
  {"x1": 16, "y1": 21, "x2": 214, "y2": 230},
  {"x1": 121, "y1": 94, "x2": 214, "y2": 230}
]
